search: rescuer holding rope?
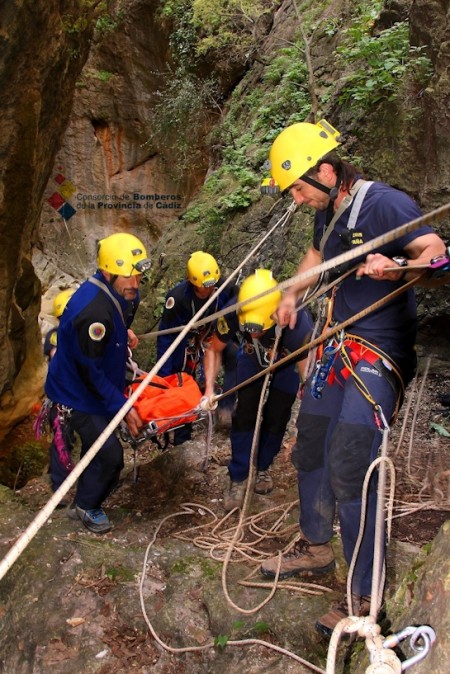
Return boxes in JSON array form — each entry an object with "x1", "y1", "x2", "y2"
[
  {"x1": 259, "y1": 119, "x2": 446, "y2": 636},
  {"x1": 44, "y1": 233, "x2": 151, "y2": 534},
  {"x1": 203, "y1": 269, "x2": 313, "y2": 511}
]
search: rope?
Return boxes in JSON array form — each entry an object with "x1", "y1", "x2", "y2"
[
  {"x1": 406, "y1": 355, "x2": 431, "y2": 477},
  {"x1": 137, "y1": 502, "x2": 327, "y2": 673},
  {"x1": 326, "y1": 449, "x2": 397, "y2": 674},
  {"x1": 220, "y1": 327, "x2": 282, "y2": 615}
]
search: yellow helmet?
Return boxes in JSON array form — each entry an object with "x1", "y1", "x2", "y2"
[
  {"x1": 238, "y1": 269, "x2": 281, "y2": 332},
  {"x1": 187, "y1": 251, "x2": 220, "y2": 288},
  {"x1": 97, "y1": 233, "x2": 152, "y2": 276},
  {"x1": 53, "y1": 288, "x2": 75, "y2": 318},
  {"x1": 268, "y1": 119, "x2": 341, "y2": 192}
]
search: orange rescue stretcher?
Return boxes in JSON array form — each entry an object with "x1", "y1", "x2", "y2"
[
  {"x1": 121, "y1": 371, "x2": 205, "y2": 481},
  {"x1": 126, "y1": 371, "x2": 204, "y2": 438}
]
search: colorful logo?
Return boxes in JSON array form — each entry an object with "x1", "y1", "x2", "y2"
[{"x1": 47, "y1": 165, "x2": 77, "y2": 220}]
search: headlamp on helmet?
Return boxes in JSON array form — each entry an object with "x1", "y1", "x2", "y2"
[
  {"x1": 187, "y1": 251, "x2": 220, "y2": 288},
  {"x1": 268, "y1": 119, "x2": 341, "y2": 192},
  {"x1": 260, "y1": 177, "x2": 281, "y2": 197},
  {"x1": 238, "y1": 269, "x2": 281, "y2": 333},
  {"x1": 97, "y1": 233, "x2": 152, "y2": 277}
]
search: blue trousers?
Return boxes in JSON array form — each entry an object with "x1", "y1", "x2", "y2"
[
  {"x1": 292, "y1": 354, "x2": 398, "y2": 596},
  {"x1": 69, "y1": 411, "x2": 124, "y2": 510},
  {"x1": 228, "y1": 353, "x2": 299, "y2": 482}
]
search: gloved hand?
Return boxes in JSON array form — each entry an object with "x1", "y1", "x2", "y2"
[{"x1": 199, "y1": 395, "x2": 218, "y2": 412}]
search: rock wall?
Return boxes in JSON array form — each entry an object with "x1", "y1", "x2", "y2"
[
  {"x1": 0, "y1": 1, "x2": 95, "y2": 439},
  {"x1": 34, "y1": 0, "x2": 187, "y2": 294}
]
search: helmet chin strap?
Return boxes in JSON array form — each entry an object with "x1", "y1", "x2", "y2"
[
  {"x1": 301, "y1": 174, "x2": 340, "y2": 200},
  {"x1": 300, "y1": 174, "x2": 341, "y2": 226}
]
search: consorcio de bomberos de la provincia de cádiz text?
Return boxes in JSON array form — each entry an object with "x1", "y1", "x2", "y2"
[{"x1": 76, "y1": 191, "x2": 183, "y2": 210}]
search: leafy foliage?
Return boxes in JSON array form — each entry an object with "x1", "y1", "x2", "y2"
[
  {"x1": 94, "y1": 1, "x2": 126, "y2": 34},
  {"x1": 157, "y1": 0, "x2": 434, "y2": 274},
  {"x1": 160, "y1": 0, "x2": 276, "y2": 66},
  {"x1": 214, "y1": 618, "x2": 271, "y2": 650},
  {"x1": 336, "y1": 4, "x2": 433, "y2": 111},
  {"x1": 147, "y1": 66, "x2": 221, "y2": 177}
]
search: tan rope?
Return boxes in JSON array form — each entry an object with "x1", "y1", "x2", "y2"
[
  {"x1": 407, "y1": 355, "x2": 431, "y2": 477},
  {"x1": 218, "y1": 331, "x2": 288, "y2": 614},
  {"x1": 137, "y1": 502, "x2": 327, "y2": 673}
]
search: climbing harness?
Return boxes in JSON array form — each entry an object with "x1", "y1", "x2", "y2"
[
  {"x1": 310, "y1": 330, "x2": 404, "y2": 422},
  {"x1": 241, "y1": 334, "x2": 289, "y2": 368},
  {"x1": 340, "y1": 334, "x2": 405, "y2": 422}
]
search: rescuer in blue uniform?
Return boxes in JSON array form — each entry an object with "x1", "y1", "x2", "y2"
[
  {"x1": 45, "y1": 232, "x2": 151, "y2": 534},
  {"x1": 203, "y1": 269, "x2": 313, "y2": 511},
  {"x1": 157, "y1": 251, "x2": 238, "y2": 443},
  {"x1": 259, "y1": 119, "x2": 446, "y2": 636}
]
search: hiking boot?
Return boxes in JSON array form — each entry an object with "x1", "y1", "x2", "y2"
[
  {"x1": 260, "y1": 538, "x2": 335, "y2": 579},
  {"x1": 223, "y1": 479, "x2": 247, "y2": 511},
  {"x1": 254, "y1": 469, "x2": 273, "y2": 495},
  {"x1": 75, "y1": 506, "x2": 112, "y2": 534},
  {"x1": 316, "y1": 593, "x2": 371, "y2": 638}
]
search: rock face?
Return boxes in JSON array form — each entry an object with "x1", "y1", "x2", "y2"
[
  {"x1": 0, "y1": 1, "x2": 94, "y2": 439},
  {"x1": 35, "y1": 0, "x2": 187, "y2": 292}
]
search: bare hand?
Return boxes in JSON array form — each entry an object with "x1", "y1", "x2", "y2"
[
  {"x1": 125, "y1": 407, "x2": 143, "y2": 437},
  {"x1": 356, "y1": 253, "x2": 405, "y2": 282},
  {"x1": 276, "y1": 295, "x2": 297, "y2": 329},
  {"x1": 127, "y1": 329, "x2": 139, "y2": 349}
]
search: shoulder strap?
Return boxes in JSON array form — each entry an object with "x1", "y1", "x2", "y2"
[
  {"x1": 88, "y1": 276, "x2": 126, "y2": 326},
  {"x1": 319, "y1": 179, "x2": 369, "y2": 257},
  {"x1": 346, "y1": 180, "x2": 373, "y2": 230}
]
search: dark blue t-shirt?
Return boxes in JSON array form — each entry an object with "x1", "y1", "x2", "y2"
[{"x1": 313, "y1": 182, "x2": 432, "y2": 376}]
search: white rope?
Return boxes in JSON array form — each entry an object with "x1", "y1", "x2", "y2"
[
  {"x1": 220, "y1": 328, "x2": 282, "y2": 615},
  {"x1": 137, "y1": 503, "x2": 327, "y2": 673}
]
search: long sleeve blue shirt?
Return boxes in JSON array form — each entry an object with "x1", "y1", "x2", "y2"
[{"x1": 45, "y1": 271, "x2": 139, "y2": 416}]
